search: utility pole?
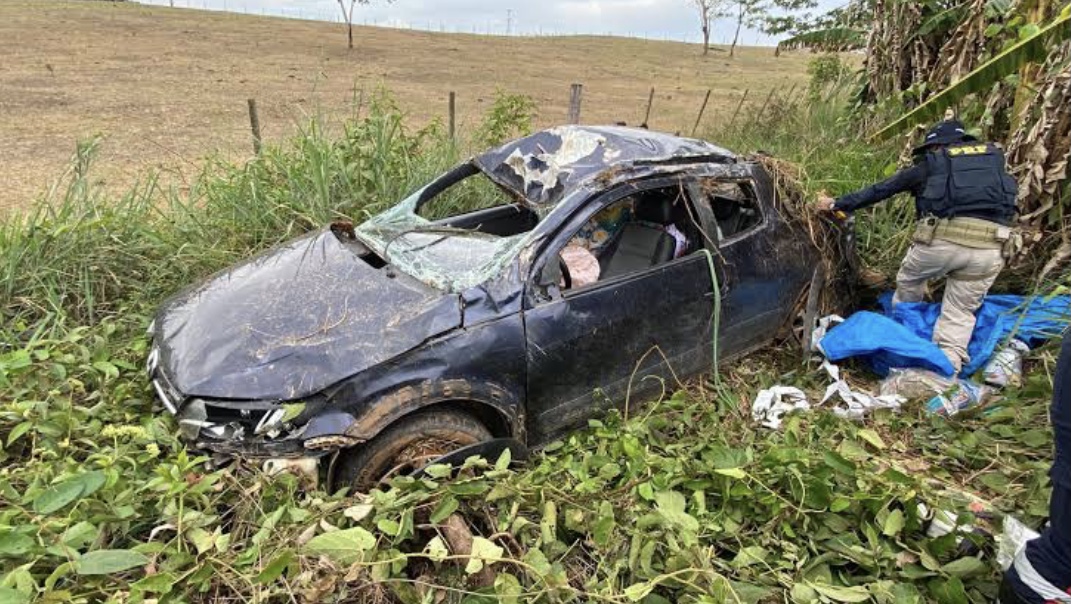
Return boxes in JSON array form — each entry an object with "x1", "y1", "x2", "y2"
[{"x1": 506, "y1": 9, "x2": 513, "y2": 36}]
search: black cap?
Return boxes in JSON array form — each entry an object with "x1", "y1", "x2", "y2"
[{"x1": 913, "y1": 119, "x2": 977, "y2": 154}]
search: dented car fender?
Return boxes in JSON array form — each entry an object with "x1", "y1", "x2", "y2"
[
  {"x1": 341, "y1": 377, "x2": 523, "y2": 442},
  {"x1": 323, "y1": 311, "x2": 528, "y2": 444}
]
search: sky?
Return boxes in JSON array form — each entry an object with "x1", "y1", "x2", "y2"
[{"x1": 137, "y1": 0, "x2": 843, "y2": 46}]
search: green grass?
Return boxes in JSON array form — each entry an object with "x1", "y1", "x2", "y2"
[
  {"x1": 704, "y1": 82, "x2": 912, "y2": 278},
  {"x1": 0, "y1": 91, "x2": 459, "y2": 332},
  {"x1": 0, "y1": 87, "x2": 1061, "y2": 603}
]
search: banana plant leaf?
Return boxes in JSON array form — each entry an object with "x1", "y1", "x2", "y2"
[
  {"x1": 873, "y1": 5, "x2": 1071, "y2": 141},
  {"x1": 777, "y1": 27, "x2": 868, "y2": 52}
]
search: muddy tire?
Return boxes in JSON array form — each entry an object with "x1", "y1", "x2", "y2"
[{"x1": 334, "y1": 409, "x2": 492, "y2": 492}]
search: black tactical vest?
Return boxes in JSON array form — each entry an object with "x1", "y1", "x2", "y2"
[{"x1": 918, "y1": 142, "x2": 1018, "y2": 224}]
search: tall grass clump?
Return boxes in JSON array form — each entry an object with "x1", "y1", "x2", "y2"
[
  {"x1": 0, "y1": 91, "x2": 462, "y2": 337},
  {"x1": 473, "y1": 89, "x2": 538, "y2": 149}
]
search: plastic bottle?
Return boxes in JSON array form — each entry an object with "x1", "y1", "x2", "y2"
[
  {"x1": 983, "y1": 339, "x2": 1030, "y2": 388},
  {"x1": 925, "y1": 379, "x2": 992, "y2": 416}
]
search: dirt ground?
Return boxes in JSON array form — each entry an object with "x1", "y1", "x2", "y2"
[{"x1": 0, "y1": 0, "x2": 813, "y2": 212}]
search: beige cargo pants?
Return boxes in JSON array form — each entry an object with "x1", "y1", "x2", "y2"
[{"x1": 892, "y1": 239, "x2": 1004, "y2": 373}]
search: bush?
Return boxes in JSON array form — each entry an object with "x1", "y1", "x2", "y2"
[
  {"x1": 807, "y1": 54, "x2": 853, "y2": 97},
  {"x1": 473, "y1": 89, "x2": 538, "y2": 149}
]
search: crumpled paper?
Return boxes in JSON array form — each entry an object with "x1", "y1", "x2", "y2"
[
  {"x1": 751, "y1": 386, "x2": 810, "y2": 430},
  {"x1": 751, "y1": 316, "x2": 904, "y2": 429},
  {"x1": 821, "y1": 359, "x2": 905, "y2": 420}
]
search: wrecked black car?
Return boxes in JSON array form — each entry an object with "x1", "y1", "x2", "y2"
[{"x1": 148, "y1": 126, "x2": 853, "y2": 488}]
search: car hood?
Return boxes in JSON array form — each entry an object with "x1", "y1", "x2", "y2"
[{"x1": 154, "y1": 229, "x2": 462, "y2": 401}]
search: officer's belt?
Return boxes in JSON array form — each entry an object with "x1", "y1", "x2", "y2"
[{"x1": 914, "y1": 217, "x2": 1008, "y2": 250}]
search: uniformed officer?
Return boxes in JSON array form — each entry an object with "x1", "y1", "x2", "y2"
[
  {"x1": 1001, "y1": 329, "x2": 1071, "y2": 603},
  {"x1": 817, "y1": 119, "x2": 1018, "y2": 375}
]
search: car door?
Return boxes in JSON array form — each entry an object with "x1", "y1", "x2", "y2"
[
  {"x1": 522, "y1": 177, "x2": 718, "y2": 444},
  {"x1": 689, "y1": 177, "x2": 802, "y2": 356}
]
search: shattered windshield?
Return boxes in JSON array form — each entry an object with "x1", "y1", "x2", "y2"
[{"x1": 355, "y1": 164, "x2": 539, "y2": 293}]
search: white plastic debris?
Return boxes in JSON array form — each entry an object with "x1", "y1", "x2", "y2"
[
  {"x1": 752, "y1": 386, "x2": 810, "y2": 430},
  {"x1": 879, "y1": 368, "x2": 956, "y2": 401},
  {"x1": 984, "y1": 338, "x2": 1030, "y2": 388},
  {"x1": 923, "y1": 506, "x2": 966, "y2": 538},
  {"x1": 997, "y1": 515, "x2": 1040, "y2": 571},
  {"x1": 263, "y1": 458, "x2": 320, "y2": 487},
  {"x1": 812, "y1": 314, "x2": 845, "y2": 355},
  {"x1": 821, "y1": 377, "x2": 905, "y2": 420},
  {"x1": 749, "y1": 356, "x2": 903, "y2": 429},
  {"x1": 821, "y1": 359, "x2": 841, "y2": 382},
  {"x1": 917, "y1": 503, "x2": 984, "y2": 551},
  {"x1": 816, "y1": 358, "x2": 904, "y2": 419}
]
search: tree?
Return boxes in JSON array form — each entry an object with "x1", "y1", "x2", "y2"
[
  {"x1": 772, "y1": 0, "x2": 869, "y2": 55},
  {"x1": 336, "y1": 0, "x2": 382, "y2": 50},
  {"x1": 723, "y1": 0, "x2": 820, "y2": 57},
  {"x1": 727, "y1": 0, "x2": 762, "y2": 57},
  {"x1": 689, "y1": 0, "x2": 728, "y2": 55}
]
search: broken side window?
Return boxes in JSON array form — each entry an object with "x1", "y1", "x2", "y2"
[{"x1": 699, "y1": 180, "x2": 763, "y2": 243}]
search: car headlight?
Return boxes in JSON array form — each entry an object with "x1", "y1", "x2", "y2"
[
  {"x1": 254, "y1": 402, "x2": 308, "y2": 436},
  {"x1": 150, "y1": 372, "x2": 179, "y2": 415},
  {"x1": 255, "y1": 408, "x2": 287, "y2": 436},
  {"x1": 146, "y1": 346, "x2": 160, "y2": 377}
]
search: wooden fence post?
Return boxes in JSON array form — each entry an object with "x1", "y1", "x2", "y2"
[
  {"x1": 728, "y1": 88, "x2": 749, "y2": 130},
  {"x1": 247, "y1": 98, "x2": 262, "y2": 155},
  {"x1": 756, "y1": 87, "x2": 779, "y2": 121},
  {"x1": 567, "y1": 83, "x2": 583, "y2": 124},
  {"x1": 783, "y1": 83, "x2": 799, "y2": 106},
  {"x1": 691, "y1": 89, "x2": 712, "y2": 136},
  {"x1": 642, "y1": 87, "x2": 655, "y2": 127},
  {"x1": 448, "y1": 91, "x2": 456, "y2": 142}
]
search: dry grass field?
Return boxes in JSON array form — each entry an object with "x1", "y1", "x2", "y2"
[{"x1": 0, "y1": 0, "x2": 813, "y2": 212}]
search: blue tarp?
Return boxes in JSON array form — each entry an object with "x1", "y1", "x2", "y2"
[{"x1": 820, "y1": 294, "x2": 1070, "y2": 378}]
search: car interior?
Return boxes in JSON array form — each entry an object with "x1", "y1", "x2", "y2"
[
  {"x1": 412, "y1": 167, "x2": 755, "y2": 294},
  {"x1": 553, "y1": 185, "x2": 702, "y2": 290},
  {"x1": 598, "y1": 189, "x2": 692, "y2": 279},
  {"x1": 440, "y1": 203, "x2": 540, "y2": 237},
  {"x1": 704, "y1": 181, "x2": 762, "y2": 241},
  {"x1": 414, "y1": 166, "x2": 762, "y2": 253}
]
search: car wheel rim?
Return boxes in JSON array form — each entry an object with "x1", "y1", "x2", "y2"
[{"x1": 378, "y1": 435, "x2": 476, "y2": 485}]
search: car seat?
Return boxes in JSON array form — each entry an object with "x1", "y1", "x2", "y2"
[
  {"x1": 600, "y1": 196, "x2": 677, "y2": 279},
  {"x1": 712, "y1": 197, "x2": 744, "y2": 239}
]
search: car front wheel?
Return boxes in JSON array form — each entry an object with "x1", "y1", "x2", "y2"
[{"x1": 333, "y1": 408, "x2": 493, "y2": 492}]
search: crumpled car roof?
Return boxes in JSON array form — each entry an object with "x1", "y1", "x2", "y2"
[{"x1": 473, "y1": 125, "x2": 735, "y2": 209}]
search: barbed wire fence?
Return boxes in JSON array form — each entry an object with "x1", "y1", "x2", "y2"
[{"x1": 133, "y1": 0, "x2": 764, "y2": 46}]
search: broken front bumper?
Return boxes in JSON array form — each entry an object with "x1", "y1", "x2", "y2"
[{"x1": 148, "y1": 347, "x2": 360, "y2": 459}]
